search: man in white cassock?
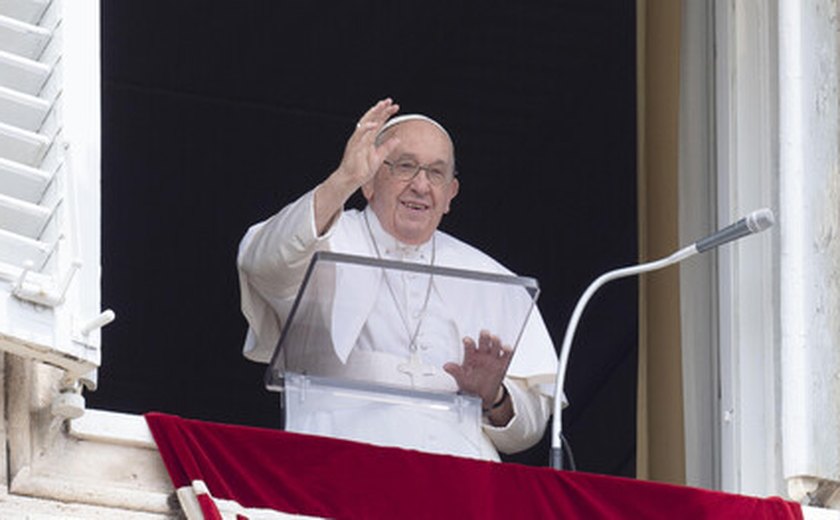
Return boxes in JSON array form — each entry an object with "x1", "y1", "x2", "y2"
[{"x1": 237, "y1": 99, "x2": 558, "y2": 461}]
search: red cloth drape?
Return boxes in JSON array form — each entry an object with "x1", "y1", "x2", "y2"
[{"x1": 146, "y1": 412, "x2": 802, "y2": 520}]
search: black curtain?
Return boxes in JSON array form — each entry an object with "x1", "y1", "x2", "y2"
[{"x1": 93, "y1": 0, "x2": 637, "y2": 476}]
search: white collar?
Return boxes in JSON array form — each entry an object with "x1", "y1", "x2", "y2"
[{"x1": 363, "y1": 206, "x2": 433, "y2": 262}]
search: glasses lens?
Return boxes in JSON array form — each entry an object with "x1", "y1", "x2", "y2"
[
  {"x1": 388, "y1": 160, "x2": 452, "y2": 185},
  {"x1": 426, "y1": 168, "x2": 448, "y2": 185},
  {"x1": 392, "y1": 160, "x2": 419, "y2": 180}
]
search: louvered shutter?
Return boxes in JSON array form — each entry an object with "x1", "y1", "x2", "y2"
[{"x1": 0, "y1": 0, "x2": 107, "y2": 388}]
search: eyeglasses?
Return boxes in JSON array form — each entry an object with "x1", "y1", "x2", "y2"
[{"x1": 382, "y1": 159, "x2": 456, "y2": 186}]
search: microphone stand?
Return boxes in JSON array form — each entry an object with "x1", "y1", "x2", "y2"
[
  {"x1": 549, "y1": 245, "x2": 697, "y2": 470},
  {"x1": 549, "y1": 208, "x2": 775, "y2": 470}
]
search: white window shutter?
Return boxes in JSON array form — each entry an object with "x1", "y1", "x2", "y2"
[{"x1": 0, "y1": 0, "x2": 109, "y2": 403}]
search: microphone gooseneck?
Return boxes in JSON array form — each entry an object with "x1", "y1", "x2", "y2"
[{"x1": 550, "y1": 208, "x2": 775, "y2": 470}]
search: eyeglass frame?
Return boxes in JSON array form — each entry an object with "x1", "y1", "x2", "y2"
[{"x1": 382, "y1": 159, "x2": 458, "y2": 186}]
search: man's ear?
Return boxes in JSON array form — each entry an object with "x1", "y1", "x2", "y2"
[{"x1": 443, "y1": 178, "x2": 459, "y2": 214}]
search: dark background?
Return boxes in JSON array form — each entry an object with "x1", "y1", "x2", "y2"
[{"x1": 91, "y1": 0, "x2": 638, "y2": 476}]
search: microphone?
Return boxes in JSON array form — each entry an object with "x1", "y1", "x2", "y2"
[
  {"x1": 695, "y1": 209, "x2": 775, "y2": 253},
  {"x1": 550, "y1": 208, "x2": 776, "y2": 471}
]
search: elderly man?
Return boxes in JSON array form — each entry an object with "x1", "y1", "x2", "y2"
[{"x1": 237, "y1": 99, "x2": 558, "y2": 460}]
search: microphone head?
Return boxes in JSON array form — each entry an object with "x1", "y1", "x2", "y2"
[{"x1": 746, "y1": 208, "x2": 775, "y2": 233}]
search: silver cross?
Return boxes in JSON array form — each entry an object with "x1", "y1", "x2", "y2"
[{"x1": 397, "y1": 351, "x2": 436, "y2": 387}]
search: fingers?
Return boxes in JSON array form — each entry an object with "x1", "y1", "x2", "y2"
[
  {"x1": 462, "y1": 336, "x2": 477, "y2": 351},
  {"x1": 442, "y1": 362, "x2": 464, "y2": 381},
  {"x1": 450, "y1": 335, "x2": 512, "y2": 403},
  {"x1": 458, "y1": 333, "x2": 513, "y2": 376},
  {"x1": 478, "y1": 331, "x2": 495, "y2": 353},
  {"x1": 372, "y1": 133, "x2": 401, "y2": 162},
  {"x1": 353, "y1": 99, "x2": 399, "y2": 159},
  {"x1": 476, "y1": 330, "x2": 512, "y2": 360},
  {"x1": 334, "y1": 99, "x2": 400, "y2": 191},
  {"x1": 353, "y1": 98, "x2": 399, "y2": 140}
]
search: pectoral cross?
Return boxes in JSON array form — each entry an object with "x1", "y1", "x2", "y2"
[{"x1": 397, "y1": 351, "x2": 436, "y2": 387}]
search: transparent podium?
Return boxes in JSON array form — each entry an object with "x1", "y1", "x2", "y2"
[{"x1": 265, "y1": 251, "x2": 539, "y2": 459}]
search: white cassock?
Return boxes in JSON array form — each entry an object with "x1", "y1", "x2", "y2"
[{"x1": 237, "y1": 189, "x2": 558, "y2": 461}]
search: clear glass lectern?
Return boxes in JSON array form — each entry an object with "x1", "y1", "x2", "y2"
[{"x1": 265, "y1": 251, "x2": 539, "y2": 459}]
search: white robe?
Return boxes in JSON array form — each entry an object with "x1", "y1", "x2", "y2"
[{"x1": 237, "y1": 189, "x2": 558, "y2": 460}]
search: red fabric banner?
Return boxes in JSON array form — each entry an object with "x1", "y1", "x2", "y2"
[{"x1": 146, "y1": 412, "x2": 802, "y2": 520}]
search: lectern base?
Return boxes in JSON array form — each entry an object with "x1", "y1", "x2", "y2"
[{"x1": 283, "y1": 372, "x2": 485, "y2": 459}]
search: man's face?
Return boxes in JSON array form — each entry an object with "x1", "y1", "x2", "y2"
[{"x1": 362, "y1": 120, "x2": 459, "y2": 245}]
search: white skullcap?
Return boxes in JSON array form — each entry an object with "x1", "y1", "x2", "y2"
[{"x1": 377, "y1": 114, "x2": 452, "y2": 142}]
